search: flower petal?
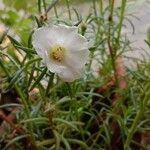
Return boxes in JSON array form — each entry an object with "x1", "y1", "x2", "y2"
[
  {"x1": 48, "y1": 24, "x2": 78, "y2": 44},
  {"x1": 44, "y1": 52, "x2": 66, "y2": 73},
  {"x1": 64, "y1": 49, "x2": 89, "y2": 70},
  {"x1": 57, "y1": 66, "x2": 84, "y2": 82},
  {"x1": 64, "y1": 34, "x2": 89, "y2": 52}
]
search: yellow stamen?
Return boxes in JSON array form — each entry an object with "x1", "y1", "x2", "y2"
[{"x1": 49, "y1": 46, "x2": 65, "y2": 62}]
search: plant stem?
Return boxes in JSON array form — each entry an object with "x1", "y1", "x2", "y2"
[
  {"x1": 43, "y1": 0, "x2": 47, "y2": 13},
  {"x1": 54, "y1": 5, "x2": 59, "y2": 21},
  {"x1": 109, "y1": 0, "x2": 115, "y2": 18},
  {"x1": 99, "y1": 0, "x2": 103, "y2": 15},
  {"x1": 117, "y1": 0, "x2": 127, "y2": 45},
  {"x1": 92, "y1": 0, "x2": 97, "y2": 17},
  {"x1": 66, "y1": 0, "x2": 71, "y2": 20},
  {"x1": 38, "y1": 0, "x2": 42, "y2": 14},
  {"x1": 107, "y1": 0, "x2": 119, "y2": 86},
  {"x1": 65, "y1": 82, "x2": 73, "y2": 99},
  {"x1": 45, "y1": 73, "x2": 54, "y2": 97}
]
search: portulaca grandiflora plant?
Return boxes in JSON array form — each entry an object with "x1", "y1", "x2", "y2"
[{"x1": 0, "y1": 0, "x2": 150, "y2": 150}]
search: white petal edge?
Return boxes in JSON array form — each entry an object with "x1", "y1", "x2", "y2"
[{"x1": 57, "y1": 66, "x2": 85, "y2": 82}]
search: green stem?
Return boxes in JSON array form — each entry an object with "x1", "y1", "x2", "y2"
[
  {"x1": 124, "y1": 85, "x2": 150, "y2": 150},
  {"x1": 43, "y1": 0, "x2": 46, "y2": 13},
  {"x1": 37, "y1": 139, "x2": 55, "y2": 147},
  {"x1": 117, "y1": 0, "x2": 127, "y2": 44},
  {"x1": 54, "y1": 4, "x2": 60, "y2": 24},
  {"x1": 92, "y1": 0, "x2": 97, "y2": 17},
  {"x1": 109, "y1": 0, "x2": 115, "y2": 18},
  {"x1": 38, "y1": 0, "x2": 42, "y2": 14},
  {"x1": 65, "y1": 82, "x2": 73, "y2": 99},
  {"x1": 87, "y1": 50, "x2": 94, "y2": 72},
  {"x1": 66, "y1": 0, "x2": 71, "y2": 20},
  {"x1": 99, "y1": 0, "x2": 103, "y2": 15},
  {"x1": 45, "y1": 73, "x2": 54, "y2": 97},
  {"x1": 107, "y1": 0, "x2": 119, "y2": 86},
  {"x1": 15, "y1": 85, "x2": 30, "y2": 117}
]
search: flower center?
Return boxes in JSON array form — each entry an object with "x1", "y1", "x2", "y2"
[{"x1": 49, "y1": 46, "x2": 65, "y2": 62}]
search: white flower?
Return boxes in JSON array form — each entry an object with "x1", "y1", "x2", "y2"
[{"x1": 32, "y1": 24, "x2": 89, "y2": 82}]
